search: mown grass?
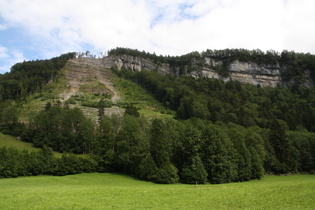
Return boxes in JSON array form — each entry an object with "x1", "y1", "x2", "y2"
[{"x1": 0, "y1": 173, "x2": 314, "y2": 209}]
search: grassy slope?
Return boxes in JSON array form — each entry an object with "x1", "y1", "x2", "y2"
[
  {"x1": 0, "y1": 173, "x2": 314, "y2": 209},
  {"x1": 0, "y1": 133, "x2": 62, "y2": 157},
  {"x1": 0, "y1": 133, "x2": 41, "y2": 153},
  {"x1": 113, "y1": 77, "x2": 174, "y2": 119},
  {"x1": 18, "y1": 74, "x2": 70, "y2": 122},
  {"x1": 18, "y1": 59, "x2": 172, "y2": 122}
]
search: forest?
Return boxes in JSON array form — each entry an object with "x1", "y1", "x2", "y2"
[
  {"x1": 0, "y1": 52, "x2": 76, "y2": 101},
  {"x1": 0, "y1": 49, "x2": 315, "y2": 184}
]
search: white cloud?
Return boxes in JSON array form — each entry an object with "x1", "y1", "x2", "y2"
[
  {"x1": 0, "y1": 46, "x2": 8, "y2": 59},
  {"x1": 0, "y1": 48, "x2": 26, "y2": 73},
  {"x1": 0, "y1": 0, "x2": 315, "y2": 62}
]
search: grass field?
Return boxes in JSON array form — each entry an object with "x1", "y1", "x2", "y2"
[{"x1": 1, "y1": 173, "x2": 314, "y2": 209}]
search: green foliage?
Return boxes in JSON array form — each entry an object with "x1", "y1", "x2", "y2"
[
  {"x1": 0, "y1": 101, "x2": 25, "y2": 136},
  {"x1": 181, "y1": 155, "x2": 207, "y2": 184},
  {"x1": 199, "y1": 124, "x2": 237, "y2": 184},
  {"x1": 92, "y1": 115, "x2": 119, "y2": 172},
  {"x1": 1, "y1": 48, "x2": 315, "y2": 185},
  {"x1": 21, "y1": 104, "x2": 94, "y2": 154},
  {"x1": 89, "y1": 110, "x2": 315, "y2": 184},
  {"x1": 179, "y1": 122, "x2": 207, "y2": 184},
  {"x1": 67, "y1": 94, "x2": 112, "y2": 108},
  {"x1": 202, "y1": 48, "x2": 280, "y2": 65},
  {"x1": 269, "y1": 119, "x2": 292, "y2": 173},
  {"x1": 0, "y1": 146, "x2": 96, "y2": 178},
  {"x1": 0, "y1": 52, "x2": 75, "y2": 100},
  {"x1": 2, "y1": 105, "x2": 315, "y2": 184},
  {"x1": 124, "y1": 104, "x2": 140, "y2": 117},
  {"x1": 0, "y1": 132, "x2": 40, "y2": 152},
  {"x1": 286, "y1": 131, "x2": 315, "y2": 173},
  {"x1": 116, "y1": 69, "x2": 315, "y2": 132},
  {"x1": 113, "y1": 115, "x2": 144, "y2": 173}
]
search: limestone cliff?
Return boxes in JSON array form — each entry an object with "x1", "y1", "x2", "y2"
[
  {"x1": 192, "y1": 59, "x2": 282, "y2": 87},
  {"x1": 101, "y1": 55, "x2": 312, "y2": 88},
  {"x1": 102, "y1": 55, "x2": 171, "y2": 75}
]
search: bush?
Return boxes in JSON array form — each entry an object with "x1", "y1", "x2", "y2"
[
  {"x1": 0, "y1": 146, "x2": 97, "y2": 178},
  {"x1": 154, "y1": 163, "x2": 179, "y2": 184}
]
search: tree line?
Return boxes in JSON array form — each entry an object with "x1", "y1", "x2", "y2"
[
  {"x1": 0, "y1": 146, "x2": 96, "y2": 178},
  {"x1": 21, "y1": 103, "x2": 94, "y2": 154},
  {"x1": 0, "y1": 52, "x2": 76, "y2": 101},
  {"x1": 0, "y1": 101, "x2": 312, "y2": 184}
]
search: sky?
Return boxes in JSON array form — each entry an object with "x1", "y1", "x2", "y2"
[{"x1": 0, "y1": 0, "x2": 315, "y2": 73}]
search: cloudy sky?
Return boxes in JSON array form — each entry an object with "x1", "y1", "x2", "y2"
[{"x1": 0, "y1": 0, "x2": 315, "y2": 73}]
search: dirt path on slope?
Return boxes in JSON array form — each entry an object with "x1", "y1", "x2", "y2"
[
  {"x1": 59, "y1": 58, "x2": 123, "y2": 118},
  {"x1": 61, "y1": 58, "x2": 121, "y2": 103}
]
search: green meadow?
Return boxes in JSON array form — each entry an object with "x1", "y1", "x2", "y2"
[
  {"x1": 0, "y1": 133, "x2": 40, "y2": 152},
  {"x1": 1, "y1": 173, "x2": 314, "y2": 209},
  {"x1": 0, "y1": 133, "x2": 62, "y2": 158}
]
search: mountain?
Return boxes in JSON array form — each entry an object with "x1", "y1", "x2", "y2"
[
  {"x1": 1, "y1": 53, "x2": 169, "y2": 124},
  {"x1": 1, "y1": 48, "x2": 315, "y2": 184}
]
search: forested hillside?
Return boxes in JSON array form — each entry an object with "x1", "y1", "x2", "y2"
[
  {"x1": 0, "y1": 53, "x2": 76, "y2": 101},
  {"x1": 118, "y1": 70, "x2": 315, "y2": 132},
  {"x1": 1, "y1": 49, "x2": 315, "y2": 184}
]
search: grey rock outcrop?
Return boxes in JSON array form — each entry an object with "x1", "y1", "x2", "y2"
[
  {"x1": 191, "y1": 59, "x2": 282, "y2": 87},
  {"x1": 102, "y1": 55, "x2": 171, "y2": 75},
  {"x1": 101, "y1": 55, "x2": 312, "y2": 88}
]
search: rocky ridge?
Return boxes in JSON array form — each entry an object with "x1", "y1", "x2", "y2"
[{"x1": 101, "y1": 55, "x2": 313, "y2": 88}]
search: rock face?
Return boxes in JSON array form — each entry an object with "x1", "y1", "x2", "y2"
[
  {"x1": 102, "y1": 55, "x2": 312, "y2": 88},
  {"x1": 228, "y1": 60, "x2": 281, "y2": 87},
  {"x1": 190, "y1": 58, "x2": 282, "y2": 87},
  {"x1": 102, "y1": 55, "x2": 171, "y2": 75}
]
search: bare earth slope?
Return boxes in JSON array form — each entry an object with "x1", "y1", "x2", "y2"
[
  {"x1": 20, "y1": 57, "x2": 167, "y2": 123},
  {"x1": 58, "y1": 58, "x2": 124, "y2": 120},
  {"x1": 60, "y1": 57, "x2": 120, "y2": 103}
]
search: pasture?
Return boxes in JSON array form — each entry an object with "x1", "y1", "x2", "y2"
[
  {"x1": 0, "y1": 133, "x2": 62, "y2": 158},
  {"x1": 0, "y1": 133, "x2": 41, "y2": 153},
  {"x1": 1, "y1": 173, "x2": 314, "y2": 209}
]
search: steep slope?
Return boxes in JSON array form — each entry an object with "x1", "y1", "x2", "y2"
[
  {"x1": 59, "y1": 57, "x2": 123, "y2": 119},
  {"x1": 19, "y1": 57, "x2": 169, "y2": 123},
  {"x1": 103, "y1": 48, "x2": 315, "y2": 88},
  {"x1": 20, "y1": 57, "x2": 124, "y2": 122},
  {"x1": 102, "y1": 55, "x2": 283, "y2": 87},
  {"x1": 101, "y1": 55, "x2": 295, "y2": 88},
  {"x1": 61, "y1": 58, "x2": 120, "y2": 103}
]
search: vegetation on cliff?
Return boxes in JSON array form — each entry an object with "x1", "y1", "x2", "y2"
[{"x1": 109, "y1": 47, "x2": 315, "y2": 83}]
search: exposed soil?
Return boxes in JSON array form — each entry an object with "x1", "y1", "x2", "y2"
[{"x1": 59, "y1": 57, "x2": 123, "y2": 118}]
